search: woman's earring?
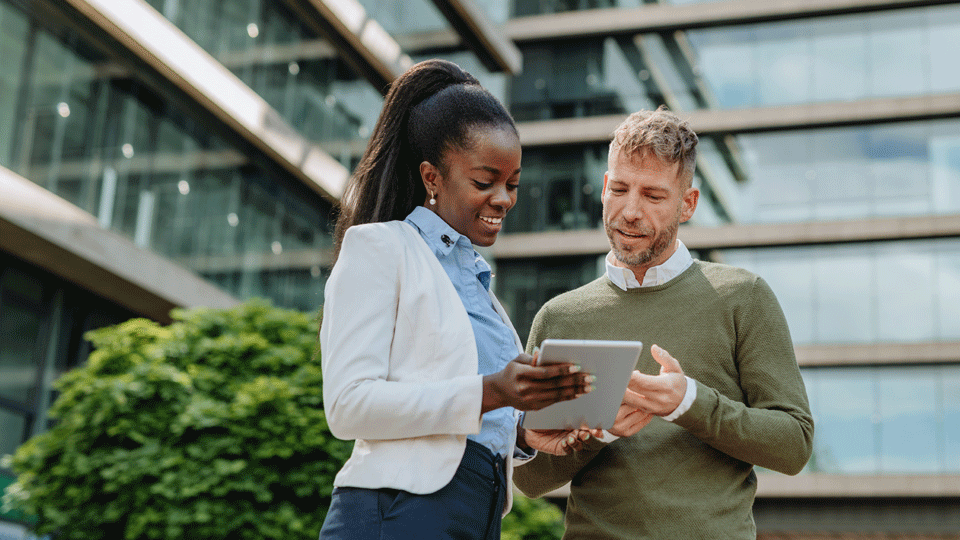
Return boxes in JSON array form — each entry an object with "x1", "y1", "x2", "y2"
[{"x1": 429, "y1": 192, "x2": 436, "y2": 205}]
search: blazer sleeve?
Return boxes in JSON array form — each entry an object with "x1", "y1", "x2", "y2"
[{"x1": 320, "y1": 224, "x2": 483, "y2": 441}]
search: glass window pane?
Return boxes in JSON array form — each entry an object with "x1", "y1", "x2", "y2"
[
  {"x1": 875, "y1": 245, "x2": 934, "y2": 342},
  {"x1": 0, "y1": 270, "x2": 44, "y2": 404},
  {"x1": 878, "y1": 368, "x2": 938, "y2": 472},
  {"x1": 806, "y1": 368, "x2": 877, "y2": 473},
  {"x1": 0, "y1": 408, "x2": 27, "y2": 459},
  {"x1": 939, "y1": 248, "x2": 960, "y2": 340},
  {"x1": 943, "y1": 369, "x2": 960, "y2": 472},
  {"x1": 814, "y1": 246, "x2": 874, "y2": 344}
]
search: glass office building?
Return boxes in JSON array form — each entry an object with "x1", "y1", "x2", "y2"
[{"x1": 2, "y1": 0, "x2": 958, "y2": 538}]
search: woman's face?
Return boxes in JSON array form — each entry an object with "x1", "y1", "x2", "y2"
[{"x1": 423, "y1": 127, "x2": 521, "y2": 247}]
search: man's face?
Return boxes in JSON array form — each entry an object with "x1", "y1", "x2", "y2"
[{"x1": 601, "y1": 149, "x2": 699, "y2": 278}]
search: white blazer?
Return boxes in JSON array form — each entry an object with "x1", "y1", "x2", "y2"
[{"x1": 320, "y1": 220, "x2": 523, "y2": 514}]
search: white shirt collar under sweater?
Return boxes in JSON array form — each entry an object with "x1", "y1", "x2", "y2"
[{"x1": 605, "y1": 240, "x2": 693, "y2": 290}]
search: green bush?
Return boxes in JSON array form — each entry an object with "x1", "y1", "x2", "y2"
[
  {"x1": 502, "y1": 494, "x2": 565, "y2": 540},
  {"x1": 3, "y1": 300, "x2": 351, "y2": 539},
  {"x1": 2, "y1": 298, "x2": 567, "y2": 540}
]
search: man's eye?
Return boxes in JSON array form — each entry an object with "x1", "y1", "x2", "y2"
[
  {"x1": 507, "y1": 184, "x2": 519, "y2": 191},
  {"x1": 474, "y1": 181, "x2": 493, "y2": 189}
]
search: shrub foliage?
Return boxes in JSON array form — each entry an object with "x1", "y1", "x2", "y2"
[
  {"x1": 4, "y1": 300, "x2": 351, "y2": 539},
  {"x1": 4, "y1": 299, "x2": 566, "y2": 539}
]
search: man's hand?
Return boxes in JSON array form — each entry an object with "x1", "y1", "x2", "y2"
[
  {"x1": 622, "y1": 344, "x2": 687, "y2": 416},
  {"x1": 608, "y1": 402, "x2": 654, "y2": 437}
]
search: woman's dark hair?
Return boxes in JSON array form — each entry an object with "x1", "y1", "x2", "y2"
[{"x1": 332, "y1": 59, "x2": 518, "y2": 258}]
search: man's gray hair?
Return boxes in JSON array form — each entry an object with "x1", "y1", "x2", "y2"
[{"x1": 609, "y1": 105, "x2": 698, "y2": 189}]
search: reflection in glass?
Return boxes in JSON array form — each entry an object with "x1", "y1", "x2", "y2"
[
  {"x1": 0, "y1": 408, "x2": 27, "y2": 460},
  {"x1": 495, "y1": 255, "x2": 603, "y2": 341},
  {"x1": 0, "y1": 2, "x2": 336, "y2": 313},
  {"x1": 878, "y1": 368, "x2": 938, "y2": 473},
  {"x1": 723, "y1": 239, "x2": 960, "y2": 346},
  {"x1": 0, "y1": 269, "x2": 44, "y2": 404},
  {"x1": 804, "y1": 368, "x2": 876, "y2": 473},
  {"x1": 801, "y1": 366, "x2": 960, "y2": 475},
  {"x1": 688, "y1": 5, "x2": 960, "y2": 109},
  {"x1": 738, "y1": 120, "x2": 960, "y2": 223}
]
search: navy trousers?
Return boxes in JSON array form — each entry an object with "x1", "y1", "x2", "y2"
[{"x1": 318, "y1": 440, "x2": 507, "y2": 540}]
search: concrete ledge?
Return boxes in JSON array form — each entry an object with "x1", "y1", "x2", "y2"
[
  {"x1": 536, "y1": 474, "x2": 960, "y2": 500},
  {"x1": 517, "y1": 94, "x2": 960, "y2": 147},
  {"x1": 490, "y1": 214, "x2": 960, "y2": 258},
  {"x1": 506, "y1": 0, "x2": 958, "y2": 42},
  {"x1": 398, "y1": 0, "x2": 956, "y2": 51},
  {"x1": 0, "y1": 166, "x2": 239, "y2": 322},
  {"x1": 796, "y1": 342, "x2": 960, "y2": 366}
]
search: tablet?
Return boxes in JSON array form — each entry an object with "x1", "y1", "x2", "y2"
[{"x1": 520, "y1": 339, "x2": 643, "y2": 430}]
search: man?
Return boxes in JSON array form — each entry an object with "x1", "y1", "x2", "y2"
[{"x1": 513, "y1": 107, "x2": 814, "y2": 539}]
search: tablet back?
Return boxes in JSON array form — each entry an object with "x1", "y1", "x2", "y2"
[{"x1": 520, "y1": 339, "x2": 643, "y2": 430}]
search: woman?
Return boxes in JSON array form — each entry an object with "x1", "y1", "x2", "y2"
[{"x1": 318, "y1": 59, "x2": 593, "y2": 539}]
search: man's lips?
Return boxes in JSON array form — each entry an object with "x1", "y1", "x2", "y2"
[
  {"x1": 480, "y1": 216, "x2": 503, "y2": 225},
  {"x1": 617, "y1": 229, "x2": 647, "y2": 239}
]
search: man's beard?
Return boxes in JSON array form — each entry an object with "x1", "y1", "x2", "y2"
[{"x1": 605, "y1": 215, "x2": 679, "y2": 268}]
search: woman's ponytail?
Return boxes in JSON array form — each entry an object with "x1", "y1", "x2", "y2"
[{"x1": 333, "y1": 60, "x2": 478, "y2": 257}]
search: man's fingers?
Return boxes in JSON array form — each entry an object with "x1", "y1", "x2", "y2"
[
  {"x1": 622, "y1": 388, "x2": 648, "y2": 409},
  {"x1": 652, "y1": 344, "x2": 683, "y2": 374}
]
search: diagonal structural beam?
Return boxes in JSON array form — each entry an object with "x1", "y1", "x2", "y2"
[
  {"x1": 282, "y1": 0, "x2": 412, "y2": 93},
  {"x1": 428, "y1": 0, "x2": 523, "y2": 74},
  {"x1": 58, "y1": 0, "x2": 350, "y2": 202}
]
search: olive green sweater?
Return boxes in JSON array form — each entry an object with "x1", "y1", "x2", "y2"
[{"x1": 514, "y1": 261, "x2": 814, "y2": 540}]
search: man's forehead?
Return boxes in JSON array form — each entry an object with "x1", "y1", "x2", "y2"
[{"x1": 608, "y1": 149, "x2": 682, "y2": 179}]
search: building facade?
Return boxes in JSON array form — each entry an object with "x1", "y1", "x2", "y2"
[{"x1": 1, "y1": 0, "x2": 958, "y2": 538}]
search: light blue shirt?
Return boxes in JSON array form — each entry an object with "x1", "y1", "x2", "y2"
[{"x1": 405, "y1": 207, "x2": 517, "y2": 458}]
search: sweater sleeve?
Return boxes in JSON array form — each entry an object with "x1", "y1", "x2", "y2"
[
  {"x1": 673, "y1": 276, "x2": 814, "y2": 475},
  {"x1": 513, "y1": 304, "x2": 609, "y2": 498},
  {"x1": 320, "y1": 225, "x2": 483, "y2": 441}
]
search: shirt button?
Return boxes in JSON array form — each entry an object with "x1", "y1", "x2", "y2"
[{"x1": 441, "y1": 234, "x2": 453, "y2": 246}]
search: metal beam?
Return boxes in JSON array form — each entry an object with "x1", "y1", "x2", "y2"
[
  {"x1": 427, "y1": 0, "x2": 522, "y2": 74},
  {"x1": 397, "y1": 0, "x2": 957, "y2": 51},
  {"x1": 517, "y1": 93, "x2": 960, "y2": 146},
  {"x1": 281, "y1": 0, "x2": 412, "y2": 93},
  {"x1": 507, "y1": 0, "x2": 959, "y2": 43},
  {"x1": 0, "y1": 166, "x2": 239, "y2": 323},
  {"x1": 489, "y1": 214, "x2": 960, "y2": 258},
  {"x1": 58, "y1": 0, "x2": 351, "y2": 203}
]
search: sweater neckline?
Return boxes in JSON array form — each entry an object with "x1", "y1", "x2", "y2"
[{"x1": 603, "y1": 260, "x2": 700, "y2": 294}]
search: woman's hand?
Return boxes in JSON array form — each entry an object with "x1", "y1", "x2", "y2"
[
  {"x1": 482, "y1": 352, "x2": 593, "y2": 413},
  {"x1": 519, "y1": 427, "x2": 602, "y2": 456}
]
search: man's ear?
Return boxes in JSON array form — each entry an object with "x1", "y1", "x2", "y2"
[
  {"x1": 601, "y1": 171, "x2": 610, "y2": 198},
  {"x1": 680, "y1": 187, "x2": 699, "y2": 223}
]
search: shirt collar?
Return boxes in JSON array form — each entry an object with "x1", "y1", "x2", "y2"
[
  {"x1": 405, "y1": 206, "x2": 493, "y2": 289},
  {"x1": 605, "y1": 239, "x2": 693, "y2": 290},
  {"x1": 405, "y1": 206, "x2": 466, "y2": 257}
]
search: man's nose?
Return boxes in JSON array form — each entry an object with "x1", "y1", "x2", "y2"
[{"x1": 620, "y1": 194, "x2": 645, "y2": 222}]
